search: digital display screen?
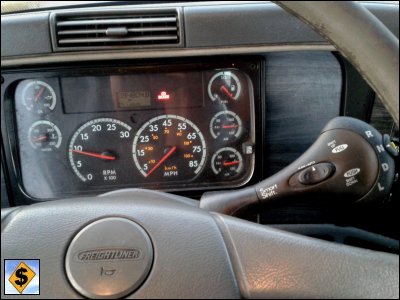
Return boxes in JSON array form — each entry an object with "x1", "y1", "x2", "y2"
[
  {"x1": 62, "y1": 72, "x2": 204, "y2": 113},
  {"x1": 117, "y1": 91, "x2": 151, "y2": 108}
]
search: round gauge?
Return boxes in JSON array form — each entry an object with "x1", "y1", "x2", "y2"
[
  {"x1": 208, "y1": 71, "x2": 241, "y2": 103},
  {"x1": 133, "y1": 115, "x2": 206, "y2": 180},
  {"x1": 211, "y1": 147, "x2": 243, "y2": 178},
  {"x1": 68, "y1": 118, "x2": 132, "y2": 183},
  {"x1": 210, "y1": 111, "x2": 243, "y2": 142},
  {"x1": 21, "y1": 80, "x2": 56, "y2": 115},
  {"x1": 28, "y1": 120, "x2": 62, "y2": 151}
]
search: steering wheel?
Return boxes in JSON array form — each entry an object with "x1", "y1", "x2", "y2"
[{"x1": 1, "y1": 2, "x2": 399, "y2": 299}]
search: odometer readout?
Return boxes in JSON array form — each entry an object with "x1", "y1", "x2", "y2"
[{"x1": 132, "y1": 115, "x2": 206, "y2": 181}]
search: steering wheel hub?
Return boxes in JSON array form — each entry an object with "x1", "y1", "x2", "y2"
[{"x1": 65, "y1": 217, "x2": 153, "y2": 299}]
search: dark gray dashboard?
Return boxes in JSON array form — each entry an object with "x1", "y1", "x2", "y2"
[
  {"x1": 1, "y1": 3, "x2": 399, "y2": 298},
  {"x1": 1, "y1": 2, "x2": 399, "y2": 62},
  {"x1": 1, "y1": 1, "x2": 398, "y2": 207}
]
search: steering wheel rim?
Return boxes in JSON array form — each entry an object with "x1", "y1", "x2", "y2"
[
  {"x1": 1, "y1": 1, "x2": 399, "y2": 299},
  {"x1": 275, "y1": 1, "x2": 399, "y2": 128}
]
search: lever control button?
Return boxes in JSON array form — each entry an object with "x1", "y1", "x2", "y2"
[
  {"x1": 383, "y1": 134, "x2": 399, "y2": 157},
  {"x1": 298, "y1": 163, "x2": 335, "y2": 185}
]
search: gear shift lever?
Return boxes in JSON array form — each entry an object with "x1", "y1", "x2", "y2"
[{"x1": 200, "y1": 117, "x2": 397, "y2": 215}]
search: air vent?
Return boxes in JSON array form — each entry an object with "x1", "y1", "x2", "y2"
[{"x1": 51, "y1": 9, "x2": 182, "y2": 51}]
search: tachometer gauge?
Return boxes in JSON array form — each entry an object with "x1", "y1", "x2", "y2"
[
  {"x1": 28, "y1": 120, "x2": 62, "y2": 151},
  {"x1": 133, "y1": 115, "x2": 206, "y2": 180},
  {"x1": 21, "y1": 80, "x2": 56, "y2": 115},
  {"x1": 208, "y1": 71, "x2": 241, "y2": 103},
  {"x1": 210, "y1": 111, "x2": 242, "y2": 141},
  {"x1": 211, "y1": 147, "x2": 243, "y2": 178},
  {"x1": 69, "y1": 118, "x2": 132, "y2": 183}
]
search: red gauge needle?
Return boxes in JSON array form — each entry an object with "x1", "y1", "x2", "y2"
[
  {"x1": 32, "y1": 135, "x2": 48, "y2": 143},
  {"x1": 223, "y1": 161, "x2": 240, "y2": 167},
  {"x1": 70, "y1": 149, "x2": 116, "y2": 160},
  {"x1": 222, "y1": 124, "x2": 239, "y2": 129},
  {"x1": 34, "y1": 86, "x2": 46, "y2": 103},
  {"x1": 220, "y1": 85, "x2": 234, "y2": 100},
  {"x1": 146, "y1": 146, "x2": 177, "y2": 178}
]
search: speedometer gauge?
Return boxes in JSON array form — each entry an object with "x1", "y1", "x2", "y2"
[
  {"x1": 69, "y1": 118, "x2": 132, "y2": 183},
  {"x1": 133, "y1": 115, "x2": 206, "y2": 180}
]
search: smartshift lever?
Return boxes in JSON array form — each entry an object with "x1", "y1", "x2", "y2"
[{"x1": 200, "y1": 117, "x2": 398, "y2": 215}]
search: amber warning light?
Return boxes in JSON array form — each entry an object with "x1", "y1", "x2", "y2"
[{"x1": 157, "y1": 91, "x2": 171, "y2": 101}]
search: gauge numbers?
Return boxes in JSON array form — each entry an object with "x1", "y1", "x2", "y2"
[
  {"x1": 133, "y1": 115, "x2": 206, "y2": 180},
  {"x1": 28, "y1": 120, "x2": 62, "y2": 151},
  {"x1": 208, "y1": 71, "x2": 241, "y2": 103},
  {"x1": 210, "y1": 111, "x2": 243, "y2": 141},
  {"x1": 212, "y1": 147, "x2": 243, "y2": 178},
  {"x1": 21, "y1": 80, "x2": 56, "y2": 115},
  {"x1": 69, "y1": 118, "x2": 132, "y2": 183}
]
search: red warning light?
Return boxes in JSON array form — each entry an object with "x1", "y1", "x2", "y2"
[{"x1": 157, "y1": 91, "x2": 171, "y2": 101}]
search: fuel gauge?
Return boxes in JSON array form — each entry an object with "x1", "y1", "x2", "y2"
[
  {"x1": 28, "y1": 120, "x2": 62, "y2": 151},
  {"x1": 208, "y1": 71, "x2": 241, "y2": 103}
]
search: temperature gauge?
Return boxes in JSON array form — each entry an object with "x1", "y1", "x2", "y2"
[
  {"x1": 28, "y1": 120, "x2": 62, "y2": 151},
  {"x1": 208, "y1": 71, "x2": 241, "y2": 103},
  {"x1": 211, "y1": 147, "x2": 243, "y2": 178},
  {"x1": 210, "y1": 111, "x2": 242, "y2": 142},
  {"x1": 21, "y1": 80, "x2": 56, "y2": 115}
]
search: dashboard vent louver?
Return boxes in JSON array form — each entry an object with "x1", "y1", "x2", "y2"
[{"x1": 52, "y1": 9, "x2": 182, "y2": 51}]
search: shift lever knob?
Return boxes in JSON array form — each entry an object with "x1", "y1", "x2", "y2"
[{"x1": 200, "y1": 117, "x2": 397, "y2": 215}]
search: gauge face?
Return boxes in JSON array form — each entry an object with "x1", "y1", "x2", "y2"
[
  {"x1": 210, "y1": 111, "x2": 243, "y2": 141},
  {"x1": 28, "y1": 120, "x2": 62, "y2": 151},
  {"x1": 212, "y1": 147, "x2": 243, "y2": 178},
  {"x1": 21, "y1": 80, "x2": 56, "y2": 115},
  {"x1": 208, "y1": 71, "x2": 241, "y2": 103},
  {"x1": 69, "y1": 118, "x2": 132, "y2": 183},
  {"x1": 133, "y1": 115, "x2": 206, "y2": 181}
]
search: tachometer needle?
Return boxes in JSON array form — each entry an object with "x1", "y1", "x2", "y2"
[
  {"x1": 32, "y1": 135, "x2": 48, "y2": 143},
  {"x1": 34, "y1": 86, "x2": 46, "y2": 103},
  {"x1": 220, "y1": 85, "x2": 234, "y2": 100},
  {"x1": 146, "y1": 146, "x2": 177, "y2": 178},
  {"x1": 70, "y1": 149, "x2": 116, "y2": 160},
  {"x1": 223, "y1": 161, "x2": 240, "y2": 167}
]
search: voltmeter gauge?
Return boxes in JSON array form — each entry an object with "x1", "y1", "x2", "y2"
[
  {"x1": 208, "y1": 71, "x2": 241, "y2": 103},
  {"x1": 28, "y1": 120, "x2": 62, "y2": 151},
  {"x1": 210, "y1": 111, "x2": 243, "y2": 142},
  {"x1": 21, "y1": 80, "x2": 57, "y2": 115},
  {"x1": 211, "y1": 147, "x2": 243, "y2": 178}
]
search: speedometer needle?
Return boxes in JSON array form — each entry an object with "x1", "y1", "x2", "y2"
[
  {"x1": 71, "y1": 149, "x2": 116, "y2": 160},
  {"x1": 146, "y1": 146, "x2": 177, "y2": 178}
]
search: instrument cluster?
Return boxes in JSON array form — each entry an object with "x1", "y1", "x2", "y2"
[{"x1": 9, "y1": 60, "x2": 260, "y2": 199}]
